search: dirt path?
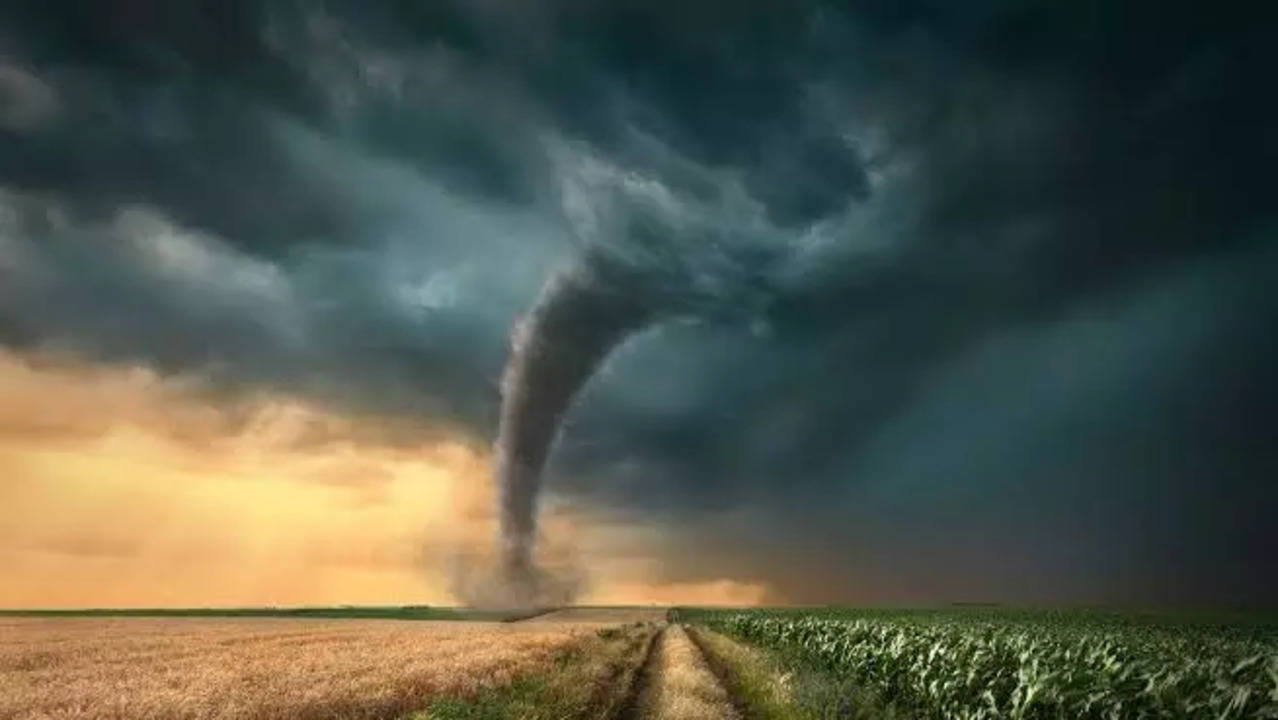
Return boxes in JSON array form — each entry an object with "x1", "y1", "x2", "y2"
[{"x1": 623, "y1": 624, "x2": 742, "y2": 720}]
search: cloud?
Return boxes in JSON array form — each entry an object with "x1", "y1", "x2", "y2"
[
  {"x1": 0, "y1": 349, "x2": 758, "y2": 607},
  {"x1": 0, "y1": 350, "x2": 527, "y2": 606},
  {"x1": 0, "y1": 0, "x2": 1274, "y2": 604},
  {"x1": 0, "y1": 63, "x2": 58, "y2": 132},
  {"x1": 558, "y1": 237, "x2": 1278, "y2": 605}
]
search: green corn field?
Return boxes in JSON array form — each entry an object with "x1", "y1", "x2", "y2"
[{"x1": 685, "y1": 608, "x2": 1278, "y2": 719}]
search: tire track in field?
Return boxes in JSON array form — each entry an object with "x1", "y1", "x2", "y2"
[
  {"x1": 614, "y1": 622, "x2": 665, "y2": 720},
  {"x1": 682, "y1": 625, "x2": 753, "y2": 718},
  {"x1": 620, "y1": 624, "x2": 741, "y2": 720},
  {"x1": 588, "y1": 622, "x2": 662, "y2": 719}
]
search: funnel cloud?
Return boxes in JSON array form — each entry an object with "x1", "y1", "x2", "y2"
[{"x1": 494, "y1": 257, "x2": 657, "y2": 601}]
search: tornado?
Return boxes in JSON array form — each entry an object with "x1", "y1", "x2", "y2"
[{"x1": 495, "y1": 254, "x2": 656, "y2": 601}]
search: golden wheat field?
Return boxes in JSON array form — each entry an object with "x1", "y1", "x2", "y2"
[{"x1": 0, "y1": 617, "x2": 592, "y2": 720}]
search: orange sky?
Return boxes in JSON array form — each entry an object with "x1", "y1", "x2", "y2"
[{"x1": 0, "y1": 349, "x2": 767, "y2": 608}]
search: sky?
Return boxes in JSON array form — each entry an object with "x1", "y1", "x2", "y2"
[{"x1": 0, "y1": 0, "x2": 1274, "y2": 608}]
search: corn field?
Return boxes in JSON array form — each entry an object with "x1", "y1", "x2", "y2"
[{"x1": 698, "y1": 609, "x2": 1278, "y2": 719}]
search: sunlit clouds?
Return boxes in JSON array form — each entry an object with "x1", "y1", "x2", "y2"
[{"x1": 0, "y1": 349, "x2": 745, "y2": 607}]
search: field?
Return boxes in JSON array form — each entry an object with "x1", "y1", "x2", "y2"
[
  {"x1": 678, "y1": 607, "x2": 1278, "y2": 719},
  {"x1": 0, "y1": 607, "x2": 535, "y2": 622},
  {"x1": 0, "y1": 616, "x2": 593, "y2": 720},
  {"x1": 3, "y1": 608, "x2": 1277, "y2": 719}
]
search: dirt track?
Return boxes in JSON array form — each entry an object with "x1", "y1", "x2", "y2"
[{"x1": 623, "y1": 624, "x2": 740, "y2": 720}]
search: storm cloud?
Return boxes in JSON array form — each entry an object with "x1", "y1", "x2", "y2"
[{"x1": 0, "y1": 0, "x2": 1274, "y2": 605}]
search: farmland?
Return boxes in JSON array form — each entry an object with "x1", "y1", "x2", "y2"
[
  {"x1": 0, "y1": 616, "x2": 599, "y2": 720},
  {"x1": 3, "y1": 608, "x2": 1277, "y2": 719},
  {"x1": 678, "y1": 607, "x2": 1278, "y2": 719},
  {"x1": 0, "y1": 607, "x2": 540, "y2": 622}
]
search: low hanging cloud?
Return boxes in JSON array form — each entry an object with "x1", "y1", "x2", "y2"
[{"x1": 0, "y1": 349, "x2": 718, "y2": 607}]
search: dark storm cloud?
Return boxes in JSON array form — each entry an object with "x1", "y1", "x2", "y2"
[
  {"x1": 599, "y1": 239, "x2": 1278, "y2": 605},
  {"x1": 0, "y1": 0, "x2": 1275, "y2": 603}
]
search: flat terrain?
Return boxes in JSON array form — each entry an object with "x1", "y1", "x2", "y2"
[
  {"x1": 520, "y1": 607, "x2": 670, "y2": 625},
  {"x1": 0, "y1": 606, "x2": 534, "y2": 621},
  {"x1": 11, "y1": 607, "x2": 1265, "y2": 719},
  {"x1": 682, "y1": 607, "x2": 1278, "y2": 720},
  {"x1": 0, "y1": 612, "x2": 741, "y2": 720},
  {"x1": 0, "y1": 617, "x2": 590, "y2": 720}
]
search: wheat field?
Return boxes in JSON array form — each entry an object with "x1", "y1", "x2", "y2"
[{"x1": 0, "y1": 617, "x2": 590, "y2": 720}]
